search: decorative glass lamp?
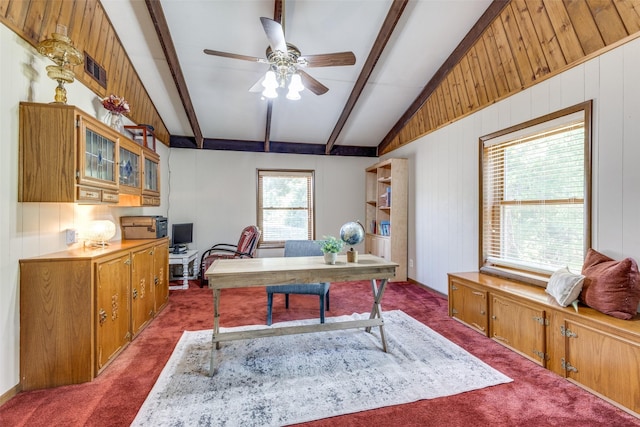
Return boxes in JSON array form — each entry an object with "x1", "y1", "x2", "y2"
[
  {"x1": 36, "y1": 25, "x2": 83, "y2": 104},
  {"x1": 86, "y1": 220, "x2": 117, "y2": 247}
]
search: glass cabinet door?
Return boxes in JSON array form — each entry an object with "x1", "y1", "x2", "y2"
[
  {"x1": 119, "y1": 139, "x2": 141, "y2": 191},
  {"x1": 142, "y1": 149, "x2": 160, "y2": 195},
  {"x1": 79, "y1": 121, "x2": 118, "y2": 189}
]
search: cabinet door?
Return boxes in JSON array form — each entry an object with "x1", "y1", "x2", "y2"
[
  {"x1": 118, "y1": 138, "x2": 141, "y2": 192},
  {"x1": 490, "y1": 295, "x2": 547, "y2": 366},
  {"x1": 153, "y1": 242, "x2": 170, "y2": 312},
  {"x1": 131, "y1": 246, "x2": 155, "y2": 336},
  {"x1": 449, "y1": 279, "x2": 488, "y2": 335},
  {"x1": 78, "y1": 118, "x2": 119, "y2": 190},
  {"x1": 142, "y1": 148, "x2": 160, "y2": 196},
  {"x1": 96, "y1": 254, "x2": 131, "y2": 371},
  {"x1": 563, "y1": 320, "x2": 640, "y2": 413}
]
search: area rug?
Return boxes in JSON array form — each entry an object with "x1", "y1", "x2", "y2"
[{"x1": 132, "y1": 310, "x2": 512, "y2": 426}]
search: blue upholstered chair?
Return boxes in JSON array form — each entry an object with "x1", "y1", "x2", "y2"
[{"x1": 266, "y1": 240, "x2": 330, "y2": 326}]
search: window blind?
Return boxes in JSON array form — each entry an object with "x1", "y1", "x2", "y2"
[{"x1": 482, "y1": 119, "x2": 587, "y2": 275}]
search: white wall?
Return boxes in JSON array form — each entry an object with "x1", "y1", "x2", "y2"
[
  {"x1": 388, "y1": 37, "x2": 640, "y2": 295},
  {"x1": 166, "y1": 147, "x2": 374, "y2": 258}
]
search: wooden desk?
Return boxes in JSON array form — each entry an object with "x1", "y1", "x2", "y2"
[{"x1": 205, "y1": 254, "x2": 398, "y2": 375}]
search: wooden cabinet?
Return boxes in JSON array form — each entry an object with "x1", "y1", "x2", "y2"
[
  {"x1": 562, "y1": 319, "x2": 640, "y2": 413},
  {"x1": 19, "y1": 238, "x2": 169, "y2": 390},
  {"x1": 19, "y1": 102, "x2": 121, "y2": 203},
  {"x1": 19, "y1": 102, "x2": 161, "y2": 206},
  {"x1": 96, "y1": 252, "x2": 131, "y2": 370},
  {"x1": 448, "y1": 272, "x2": 640, "y2": 416},
  {"x1": 449, "y1": 278, "x2": 488, "y2": 335},
  {"x1": 364, "y1": 158, "x2": 408, "y2": 281},
  {"x1": 153, "y1": 241, "x2": 170, "y2": 311},
  {"x1": 490, "y1": 294, "x2": 547, "y2": 366}
]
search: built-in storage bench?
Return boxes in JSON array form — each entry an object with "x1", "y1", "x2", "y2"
[{"x1": 448, "y1": 272, "x2": 640, "y2": 418}]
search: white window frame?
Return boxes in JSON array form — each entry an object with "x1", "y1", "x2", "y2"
[
  {"x1": 257, "y1": 169, "x2": 315, "y2": 248},
  {"x1": 479, "y1": 101, "x2": 592, "y2": 286}
]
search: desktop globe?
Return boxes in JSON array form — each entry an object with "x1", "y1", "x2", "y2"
[
  {"x1": 340, "y1": 221, "x2": 365, "y2": 246},
  {"x1": 340, "y1": 221, "x2": 365, "y2": 263}
]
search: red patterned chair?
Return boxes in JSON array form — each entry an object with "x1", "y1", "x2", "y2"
[{"x1": 199, "y1": 225, "x2": 261, "y2": 287}]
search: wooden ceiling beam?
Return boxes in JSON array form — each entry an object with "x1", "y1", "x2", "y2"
[
  {"x1": 145, "y1": 0, "x2": 204, "y2": 148},
  {"x1": 377, "y1": 0, "x2": 508, "y2": 153},
  {"x1": 325, "y1": 0, "x2": 409, "y2": 155}
]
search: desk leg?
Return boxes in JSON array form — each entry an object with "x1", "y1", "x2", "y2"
[
  {"x1": 209, "y1": 288, "x2": 221, "y2": 376},
  {"x1": 366, "y1": 278, "x2": 389, "y2": 352}
]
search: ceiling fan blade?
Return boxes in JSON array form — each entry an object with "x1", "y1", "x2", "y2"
[
  {"x1": 204, "y1": 49, "x2": 268, "y2": 64},
  {"x1": 298, "y1": 70, "x2": 329, "y2": 95},
  {"x1": 299, "y1": 52, "x2": 356, "y2": 68},
  {"x1": 260, "y1": 17, "x2": 287, "y2": 53},
  {"x1": 249, "y1": 75, "x2": 265, "y2": 93}
]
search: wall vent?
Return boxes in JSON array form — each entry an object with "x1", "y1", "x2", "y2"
[{"x1": 84, "y1": 52, "x2": 107, "y2": 89}]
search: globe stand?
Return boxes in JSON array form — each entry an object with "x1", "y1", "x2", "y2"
[{"x1": 346, "y1": 247, "x2": 358, "y2": 263}]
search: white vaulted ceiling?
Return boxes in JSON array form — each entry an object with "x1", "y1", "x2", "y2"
[{"x1": 102, "y1": 0, "x2": 493, "y2": 154}]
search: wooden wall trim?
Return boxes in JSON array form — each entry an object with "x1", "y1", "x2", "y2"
[
  {"x1": 0, "y1": 0, "x2": 170, "y2": 145},
  {"x1": 379, "y1": 0, "x2": 640, "y2": 155}
]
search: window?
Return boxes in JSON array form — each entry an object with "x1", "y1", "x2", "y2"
[
  {"x1": 257, "y1": 169, "x2": 314, "y2": 248},
  {"x1": 480, "y1": 102, "x2": 592, "y2": 285}
]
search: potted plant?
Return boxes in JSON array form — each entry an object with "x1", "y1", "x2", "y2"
[{"x1": 319, "y1": 235, "x2": 344, "y2": 265}]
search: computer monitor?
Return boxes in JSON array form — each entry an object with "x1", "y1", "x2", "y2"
[{"x1": 171, "y1": 223, "x2": 193, "y2": 247}]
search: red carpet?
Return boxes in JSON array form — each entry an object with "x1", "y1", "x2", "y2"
[{"x1": 1, "y1": 280, "x2": 638, "y2": 426}]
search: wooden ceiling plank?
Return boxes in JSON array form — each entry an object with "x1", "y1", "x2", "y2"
[
  {"x1": 101, "y1": 27, "x2": 116, "y2": 78},
  {"x1": 85, "y1": 2, "x2": 104, "y2": 63},
  {"x1": 68, "y1": 0, "x2": 88, "y2": 50},
  {"x1": 435, "y1": 85, "x2": 449, "y2": 124},
  {"x1": 491, "y1": 17, "x2": 523, "y2": 91},
  {"x1": 613, "y1": 0, "x2": 640, "y2": 34},
  {"x1": 39, "y1": 1, "x2": 64, "y2": 41},
  {"x1": 447, "y1": 72, "x2": 464, "y2": 116},
  {"x1": 145, "y1": 0, "x2": 204, "y2": 148},
  {"x1": 471, "y1": 43, "x2": 498, "y2": 103},
  {"x1": 522, "y1": 0, "x2": 567, "y2": 71},
  {"x1": 460, "y1": 55, "x2": 480, "y2": 110},
  {"x1": 511, "y1": 0, "x2": 551, "y2": 80},
  {"x1": 587, "y1": 0, "x2": 630, "y2": 45},
  {"x1": 325, "y1": 0, "x2": 409, "y2": 155},
  {"x1": 378, "y1": 0, "x2": 509, "y2": 153},
  {"x1": 453, "y1": 63, "x2": 473, "y2": 113},
  {"x1": 481, "y1": 28, "x2": 510, "y2": 97},
  {"x1": 440, "y1": 72, "x2": 456, "y2": 121},
  {"x1": 563, "y1": 0, "x2": 605, "y2": 54},
  {"x1": 4, "y1": 0, "x2": 30, "y2": 32},
  {"x1": 542, "y1": 0, "x2": 584, "y2": 62},
  {"x1": 23, "y1": 0, "x2": 47, "y2": 43},
  {"x1": 0, "y1": 0, "x2": 10, "y2": 17},
  {"x1": 500, "y1": 3, "x2": 535, "y2": 86}
]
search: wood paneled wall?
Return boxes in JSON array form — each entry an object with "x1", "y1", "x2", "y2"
[
  {"x1": 0, "y1": 0, "x2": 170, "y2": 145},
  {"x1": 381, "y1": 0, "x2": 640, "y2": 155}
]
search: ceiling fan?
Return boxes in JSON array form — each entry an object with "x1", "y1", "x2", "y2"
[{"x1": 204, "y1": 17, "x2": 356, "y2": 98}]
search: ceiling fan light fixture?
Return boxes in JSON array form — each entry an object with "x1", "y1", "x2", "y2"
[
  {"x1": 262, "y1": 70, "x2": 278, "y2": 89},
  {"x1": 289, "y1": 73, "x2": 304, "y2": 92},
  {"x1": 262, "y1": 86, "x2": 278, "y2": 99},
  {"x1": 286, "y1": 87, "x2": 301, "y2": 100}
]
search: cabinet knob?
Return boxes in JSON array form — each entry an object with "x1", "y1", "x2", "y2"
[
  {"x1": 480, "y1": 310, "x2": 486, "y2": 315},
  {"x1": 491, "y1": 315, "x2": 497, "y2": 320}
]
